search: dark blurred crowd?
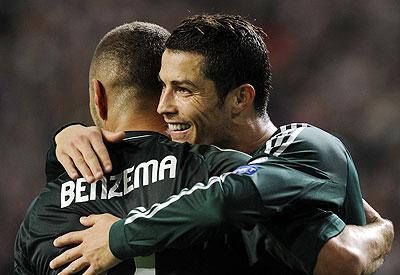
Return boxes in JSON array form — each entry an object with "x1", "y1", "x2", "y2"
[{"x1": 1, "y1": 1, "x2": 399, "y2": 274}]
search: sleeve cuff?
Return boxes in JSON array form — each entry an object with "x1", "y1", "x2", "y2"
[
  {"x1": 109, "y1": 219, "x2": 134, "y2": 260},
  {"x1": 300, "y1": 213, "x2": 346, "y2": 274},
  {"x1": 259, "y1": 210, "x2": 346, "y2": 275},
  {"x1": 319, "y1": 213, "x2": 346, "y2": 241}
]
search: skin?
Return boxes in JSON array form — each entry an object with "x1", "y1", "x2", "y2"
[
  {"x1": 55, "y1": 77, "x2": 166, "y2": 183},
  {"x1": 157, "y1": 50, "x2": 236, "y2": 146},
  {"x1": 158, "y1": 49, "x2": 276, "y2": 153},
  {"x1": 314, "y1": 200, "x2": 394, "y2": 274},
  {"x1": 51, "y1": 214, "x2": 121, "y2": 275},
  {"x1": 49, "y1": 59, "x2": 168, "y2": 274},
  {"x1": 49, "y1": 50, "x2": 394, "y2": 274}
]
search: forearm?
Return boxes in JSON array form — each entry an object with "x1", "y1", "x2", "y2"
[
  {"x1": 108, "y1": 161, "x2": 338, "y2": 260},
  {"x1": 110, "y1": 181, "x2": 225, "y2": 259},
  {"x1": 356, "y1": 217, "x2": 394, "y2": 274},
  {"x1": 314, "y1": 217, "x2": 394, "y2": 275},
  {"x1": 109, "y1": 174, "x2": 266, "y2": 259}
]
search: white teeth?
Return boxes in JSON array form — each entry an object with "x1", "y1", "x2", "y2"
[{"x1": 168, "y1": 123, "x2": 190, "y2": 131}]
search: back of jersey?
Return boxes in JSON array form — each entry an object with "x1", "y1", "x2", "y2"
[{"x1": 14, "y1": 131, "x2": 250, "y2": 274}]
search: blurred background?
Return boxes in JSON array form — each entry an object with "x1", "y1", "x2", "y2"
[{"x1": 1, "y1": 0, "x2": 399, "y2": 274}]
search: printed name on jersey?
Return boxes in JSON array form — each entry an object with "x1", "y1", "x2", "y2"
[
  {"x1": 60, "y1": 155, "x2": 177, "y2": 208},
  {"x1": 233, "y1": 165, "x2": 259, "y2": 175}
]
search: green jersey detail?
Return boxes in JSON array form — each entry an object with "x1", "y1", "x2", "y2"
[
  {"x1": 109, "y1": 123, "x2": 365, "y2": 274},
  {"x1": 14, "y1": 131, "x2": 250, "y2": 275}
]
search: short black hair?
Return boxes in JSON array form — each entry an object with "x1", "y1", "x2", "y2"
[
  {"x1": 166, "y1": 14, "x2": 272, "y2": 116},
  {"x1": 90, "y1": 22, "x2": 170, "y2": 99}
]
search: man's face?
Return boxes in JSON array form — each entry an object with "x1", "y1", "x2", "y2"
[{"x1": 157, "y1": 49, "x2": 233, "y2": 146}]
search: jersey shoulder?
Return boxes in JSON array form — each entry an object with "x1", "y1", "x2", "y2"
[
  {"x1": 253, "y1": 123, "x2": 352, "y2": 185},
  {"x1": 255, "y1": 123, "x2": 345, "y2": 158}
]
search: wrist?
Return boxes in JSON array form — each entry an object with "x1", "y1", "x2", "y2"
[{"x1": 53, "y1": 122, "x2": 87, "y2": 146}]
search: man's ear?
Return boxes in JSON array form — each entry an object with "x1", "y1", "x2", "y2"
[
  {"x1": 92, "y1": 79, "x2": 107, "y2": 120},
  {"x1": 230, "y1": 84, "x2": 256, "y2": 115}
]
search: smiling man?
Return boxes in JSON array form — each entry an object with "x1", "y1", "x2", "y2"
[
  {"x1": 14, "y1": 21, "x2": 255, "y2": 275},
  {"x1": 157, "y1": 48, "x2": 274, "y2": 154},
  {"x1": 158, "y1": 51, "x2": 237, "y2": 146},
  {"x1": 50, "y1": 14, "x2": 393, "y2": 275}
]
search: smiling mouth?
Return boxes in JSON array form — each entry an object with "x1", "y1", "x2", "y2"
[{"x1": 168, "y1": 123, "x2": 191, "y2": 131}]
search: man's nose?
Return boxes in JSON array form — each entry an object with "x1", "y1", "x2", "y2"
[{"x1": 157, "y1": 87, "x2": 178, "y2": 115}]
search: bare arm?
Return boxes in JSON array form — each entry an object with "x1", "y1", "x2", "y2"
[
  {"x1": 54, "y1": 124, "x2": 125, "y2": 182},
  {"x1": 314, "y1": 199, "x2": 394, "y2": 275}
]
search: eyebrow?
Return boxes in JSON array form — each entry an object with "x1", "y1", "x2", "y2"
[
  {"x1": 171, "y1": 80, "x2": 199, "y2": 90},
  {"x1": 158, "y1": 75, "x2": 200, "y2": 91}
]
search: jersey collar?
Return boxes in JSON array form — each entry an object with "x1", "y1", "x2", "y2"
[{"x1": 124, "y1": 131, "x2": 170, "y2": 141}]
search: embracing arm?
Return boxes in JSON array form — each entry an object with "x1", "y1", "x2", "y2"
[
  {"x1": 49, "y1": 171, "x2": 393, "y2": 274},
  {"x1": 314, "y1": 200, "x2": 394, "y2": 275},
  {"x1": 110, "y1": 171, "x2": 393, "y2": 274},
  {"x1": 109, "y1": 172, "x2": 266, "y2": 259},
  {"x1": 49, "y1": 172, "x2": 265, "y2": 273}
]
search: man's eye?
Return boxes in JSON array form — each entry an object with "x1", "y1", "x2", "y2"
[{"x1": 177, "y1": 87, "x2": 192, "y2": 95}]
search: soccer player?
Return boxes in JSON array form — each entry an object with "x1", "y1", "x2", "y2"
[
  {"x1": 49, "y1": 14, "x2": 393, "y2": 275},
  {"x1": 14, "y1": 21, "x2": 252, "y2": 275}
]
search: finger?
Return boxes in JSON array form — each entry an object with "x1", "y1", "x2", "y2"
[
  {"x1": 363, "y1": 199, "x2": 376, "y2": 214},
  {"x1": 80, "y1": 215, "x2": 97, "y2": 227},
  {"x1": 82, "y1": 265, "x2": 97, "y2": 275},
  {"x1": 75, "y1": 138, "x2": 104, "y2": 181},
  {"x1": 102, "y1": 129, "x2": 125, "y2": 143},
  {"x1": 59, "y1": 257, "x2": 89, "y2": 275},
  {"x1": 50, "y1": 245, "x2": 82, "y2": 269},
  {"x1": 90, "y1": 134, "x2": 113, "y2": 174},
  {"x1": 363, "y1": 198, "x2": 381, "y2": 223},
  {"x1": 68, "y1": 146, "x2": 95, "y2": 183},
  {"x1": 54, "y1": 231, "x2": 84, "y2": 247},
  {"x1": 58, "y1": 154, "x2": 79, "y2": 180}
]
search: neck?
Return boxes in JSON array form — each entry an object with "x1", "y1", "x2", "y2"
[
  {"x1": 226, "y1": 115, "x2": 277, "y2": 154},
  {"x1": 104, "y1": 108, "x2": 167, "y2": 134}
]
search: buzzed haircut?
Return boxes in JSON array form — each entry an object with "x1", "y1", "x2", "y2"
[
  {"x1": 90, "y1": 22, "x2": 170, "y2": 99},
  {"x1": 166, "y1": 14, "x2": 272, "y2": 116}
]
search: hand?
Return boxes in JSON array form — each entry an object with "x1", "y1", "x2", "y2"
[
  {"x1": 363, "y1": 199, "x2": 382, "y2": 223},
  {"x1": 363, "y1": 198, "x2": 394, "y2": 255},
  {"x1": 50, "y1": 214, "x2": 122, "y2": 275},
  {"x1": 55, "y1": 125, "x2": 125, "y2": 183},
  {"x1": 362, "y1": 199, "x2": 394, "y2": 274},
  {"x1": 315, "y1": 199, "x2": 394, "y2": 275}
]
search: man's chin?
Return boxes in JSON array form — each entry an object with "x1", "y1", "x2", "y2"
[{"x1": 170, "y1": 129, "x2": 193, "y2": 144}]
